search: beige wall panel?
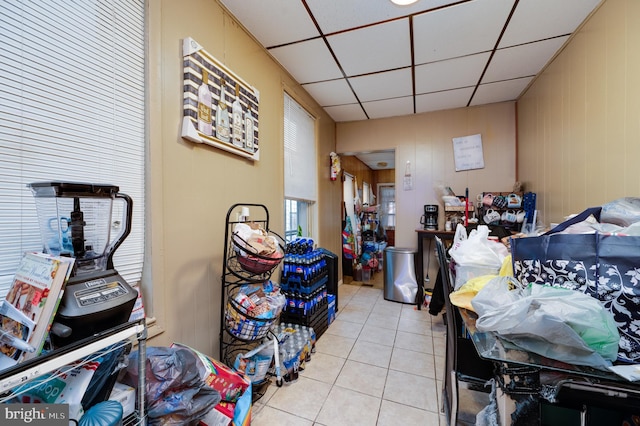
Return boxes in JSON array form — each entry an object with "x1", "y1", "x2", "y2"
[
  {"x1": 316, "y1": 114, "x2": 343, "y2": 257},
  {"x1": 518, "y1": 0, "x2": 639, "y2": 225},
  {"x1": 337, "y1": 103, "x2": 515, "y2": 284},
  {"x1": 543, "y1": 65, "x2": 565, "y2": 219},
  {"x1": 146, "y1": 0, "x2": 339, "y2": 355},
  {"x1": 338, "y1": 102, "x2": 515, "y2": 248},
  {"x1": 625, "y1": 0, "x2": 640, "y2": 194},
  {"x1": 566, "y1": 31, "x2": 588, "y2": 211},
  {"x1": 602, "y1": 0, "x2": 627, "y2": 200}
]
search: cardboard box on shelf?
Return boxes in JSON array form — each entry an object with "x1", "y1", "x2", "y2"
[
  {"x1": 109, "y1": 382, "x2": 136, "y2": 419},
  {"x1": 328, "y1": 294, "x2": 336, "y2": 325}
]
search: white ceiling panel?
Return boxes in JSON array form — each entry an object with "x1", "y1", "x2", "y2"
[
  {"x1": 499, "y1": 0, "x2": 602, "y2": 48},
  {"x1": 363, "y1": 96, "x2": 414, "y2": 119},
  {"x1": 302, "y1": 79, "x2": 358, "y2": 107},
  {"x1": 416, "y1": 87, "x2": 474, "y2": 114},
  {"x1": 328, "y1": 19, "x2": 411, "y2": 76},
  {"x1": 269, "y1": 38, "x2": 343, "y2": 84},
  {"x1": 324, "y1": 103, "x2": 368, "y2": 122},
  {"x1": 354, "y1": 151, "x2": 396, "y2": 170},
  {"x1": 220, "y1": 0, "x2": 603, "y2": 121},
  {"x1": 483, "y1": 36, "x2": 569, "y2": 84},
  {"x1": 470, "y1": 77, "x2": 533, "y2": 106},
  {"x1": 413, "y1": 0, "x2": 513, "y2": 64},
  {"x1": 349, "y1": 68, "x2": 413, "y2": 103},
  {"x1": 306, "y1": 0, "x2": 459, "y2": 34},
  {"x1": 415, "y1": 52, "x2": 490, "y2": 94},
  {"x1": 219, "y1": 0, "x2": 319, "y2": 47}
]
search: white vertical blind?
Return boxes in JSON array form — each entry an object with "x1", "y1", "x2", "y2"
[
  {"x1": 0, "y1": 0, "x2": 146, "y2": 295},
  {"x1": 284, "y1": 92, "x2": 317, "y2": 201}
]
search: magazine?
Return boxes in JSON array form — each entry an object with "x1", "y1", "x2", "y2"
[
  {"x1": 0, "y1": 300, "x2": 35, "y2": 370},
  {"x1": 3, "y1": 252, "x2": 75, "y2": 364}
]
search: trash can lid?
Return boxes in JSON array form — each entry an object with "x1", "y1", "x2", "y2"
[{"x1": 384, "y1": 247, "x2": 416, "y2": 254}]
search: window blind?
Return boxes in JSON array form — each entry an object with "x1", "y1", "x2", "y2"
[
  {"x1": 0, "y1": 0, "x2": 146, "y2": 296},
  {"x1": 284, "y1": 92, "x2": 317, "y2": 201}
]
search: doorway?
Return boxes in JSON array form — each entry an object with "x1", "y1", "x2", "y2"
[{"x1": 339, "y1": 150, "x2": 395, "y2": 283}]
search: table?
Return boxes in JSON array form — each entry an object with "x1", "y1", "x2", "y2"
[
  {"x1": 458, "y1": 308, "x2": 640, "y2": 425},
  {"x1": 415, "y1": 229, "x2": 455, "y2": 309}
]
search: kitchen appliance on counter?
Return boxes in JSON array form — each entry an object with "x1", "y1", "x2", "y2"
[
  {"x1": 420, "y1": 204, "x2": 439, "y2": 230},
  {"x1": 29, "y1": 181, "x2": 138, "y2": 347}
]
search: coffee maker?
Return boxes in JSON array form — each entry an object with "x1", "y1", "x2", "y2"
[{"x1": 420, "y1": 204, "x2": 439, "y2": 230}]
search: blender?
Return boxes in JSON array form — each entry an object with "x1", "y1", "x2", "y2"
[{"x1": 28, "y1": 181, "x2": 138, "y2": 347}]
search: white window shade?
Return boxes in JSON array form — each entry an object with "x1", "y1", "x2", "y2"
[
  {"x1": 0, "y1": 0, "x2": 146, "y2": 295},
  {"x1": 284, "y1": 92, "x2": 317, "y2": 201}
]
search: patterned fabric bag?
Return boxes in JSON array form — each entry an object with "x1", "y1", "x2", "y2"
[{"x1": 512, "y1": 207, "x2": 640, "y2": 363}]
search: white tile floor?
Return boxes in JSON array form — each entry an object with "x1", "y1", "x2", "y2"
[{"x1": 252, "y1": 283, "x2": 451, "y2": 425}]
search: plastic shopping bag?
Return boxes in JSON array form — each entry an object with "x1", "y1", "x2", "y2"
[
  {"x1": 471, "y1": 279, "x2": 620, "y2": 370},
  {"x1": 449, "y1": 274, "x2": 496, "y2": 311},
  {"x1": 449, "y1": 225, "x2": 507, "y2": 289}
]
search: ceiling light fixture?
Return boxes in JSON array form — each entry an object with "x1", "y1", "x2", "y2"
[
  {"x1": 390, "y1": 0, "x2": 419, "y2": 5},
  {"x1": 377, "y1": 161, "x2": 388, "y2": 168}
]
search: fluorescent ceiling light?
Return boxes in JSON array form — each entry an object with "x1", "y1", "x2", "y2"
[{"x1": 390, "y1": 0, "x2": 419, "y2": 5}]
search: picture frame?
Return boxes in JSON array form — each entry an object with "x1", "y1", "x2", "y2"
[{"x1": 181, "y1": 37, "x2": 261, "y2": 161}]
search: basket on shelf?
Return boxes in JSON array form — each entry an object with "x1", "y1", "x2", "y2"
[
  {"x1": 237, "y1": 253, "x2": 283, "y2": 274},
  {"x1": 231, "y1": 231, "x2": 284, "y2": 274},
  {"x1": 225, "y1": 298, "x2": 277, "y2": 341}
]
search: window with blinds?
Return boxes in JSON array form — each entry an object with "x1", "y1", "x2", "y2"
[
  {"x1": 284, "y1": 92, "x2": 317, "y2": 202},
  {"x1": 284, "y1": 92, "x2": 316, "y2": 239},
  {"x1": 0, "y1": 0, "x2": 146, "y2": 296}
]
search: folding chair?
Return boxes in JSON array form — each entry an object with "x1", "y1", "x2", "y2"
[{"x1": 435, "y1": 236, "x2": 494, "y2": 426}]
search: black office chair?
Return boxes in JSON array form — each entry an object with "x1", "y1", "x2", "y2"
[{"x1": 435, "y1": 236, "x2": 494, "y2": 426}]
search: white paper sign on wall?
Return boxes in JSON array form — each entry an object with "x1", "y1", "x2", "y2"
[{"x1": 452, "y1": 133, "x2": 484, "y2": 171}]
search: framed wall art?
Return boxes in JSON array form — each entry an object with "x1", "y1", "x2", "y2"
[{"x1": 182, "y1": 37, "x2": 260, "y2": 161}]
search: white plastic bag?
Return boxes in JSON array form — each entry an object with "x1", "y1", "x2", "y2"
[
  {"x1": 471, "y1": 279, "x2": 620, "y2": 369},
  {"x1": 601, "y1": 197, "x2": 640, "y2": 227},
  {"x1": 448, "y1": 225, "x2": 506, "y2": 289}
]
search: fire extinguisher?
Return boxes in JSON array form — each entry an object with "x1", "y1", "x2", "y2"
[{"x1": 330, "y1": 152, "x2": 341, "y2": 181}]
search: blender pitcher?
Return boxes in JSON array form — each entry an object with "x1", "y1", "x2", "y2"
[{"x1": 29, "y1": 181, "x2": 132, "y2": 276}]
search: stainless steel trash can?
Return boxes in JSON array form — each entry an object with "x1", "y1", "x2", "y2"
[{"x1": 383, "y1": 247, "x2": 418, "y2": 304}]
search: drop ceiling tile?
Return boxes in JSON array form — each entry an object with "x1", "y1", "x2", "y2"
[
  {"x1": 500, "y1": 0, "x2": 602, "y2": 48},
  {"x1": 220, "y1": 0, "x2": 602, "y2": 121},
  {"x1": 306, "y1": 0, "x2": 460, "y2": 34},
  {"x1": 328, "y1": 19, "x2": 411, "y2": 76},
  {"x1": 415, "y1": 52, "x2": 490, "y2": 94},
  {"x1": 355, "y1": 151, "x2": 396, "y2": 170},
  {"x1": 302, "y1": 79, "x2": 357, "y2": 107},
  {"x1": 324, "y1": 104, "x2": 368, "y2": 122},
  {"x1": 362, "y1": 96, "x2": 414, "y2": 119},
  {"x1": 219, "y1": 0, "x2": 319, "y2": 47},
  {"x1": 269, "y1": 38, "x2": 343, "y2": 84},
  {"x1": 470, "y1": 77, "x2": 533, "y2": 106},
  {"x1": 413, "y1": 0, "x2": 513, "y2": 64},
  {"x1": 349, "y1": 68, "x2": 413, "y2": 103},
  {"x1": 483, "y1": 36, "x2": 568, "y2": 83},
  {"x1": 415, "y1": 87, "x2": 474, "y2": 113}
]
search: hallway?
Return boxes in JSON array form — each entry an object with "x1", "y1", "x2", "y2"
[{"x1": 252, "y1": 274, "x2": 486, "y2": 425}]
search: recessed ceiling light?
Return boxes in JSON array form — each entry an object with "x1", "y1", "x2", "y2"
[{"x1": 390, "y1": 0, "x2": 419, "y2": 5}]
